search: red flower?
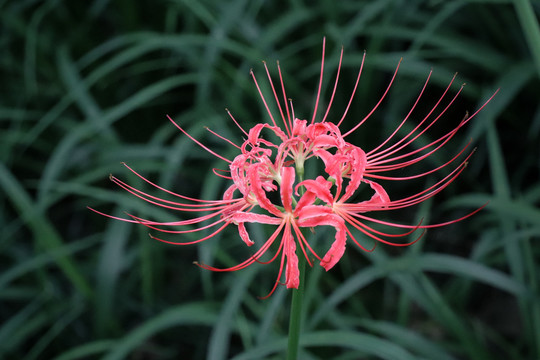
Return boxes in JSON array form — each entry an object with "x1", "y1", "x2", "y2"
[{"x1": 91, "y1": 39, "x2": 496, "y2": 297}]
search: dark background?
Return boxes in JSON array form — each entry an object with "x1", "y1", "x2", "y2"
[{"x1": 1, "y1": 0, "x2": 539, "y2": 359}]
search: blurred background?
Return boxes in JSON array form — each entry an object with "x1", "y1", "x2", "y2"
[{"x1": 1, "y1": 0, "x2": 539, "y2": 359}]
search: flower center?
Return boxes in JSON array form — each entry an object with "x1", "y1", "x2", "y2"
[{"x1": 230, "y1": 118, "x2": 374, "y2": 216}]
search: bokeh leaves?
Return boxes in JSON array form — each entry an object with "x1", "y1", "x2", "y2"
[{"x1": 1, "y1": 0, "x2": 539, "y2": 359}]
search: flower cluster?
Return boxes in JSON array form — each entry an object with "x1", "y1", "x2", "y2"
[{"x1": 93, "y1": 39, "x2": 495, "y2": 297}]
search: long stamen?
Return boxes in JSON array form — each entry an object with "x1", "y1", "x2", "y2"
[
  {"x1": 368, "y1": 70, "x2": 433, "y2": 156},
  {"x1": 335, "y1": 50, "x2": 367, "y2": 127},
  {"x1": 311, "y1": 37, "x2": 326, "y2": 124},
  {"x1": 121, "y1": 162, "x2": 226, "y2": 203},
  {"x1": 321, "y1": 45, "x2": 344, "y2": 123},
  {"x1": 264, "y1": 61, "x2": 291, "y2": 136},
  {"x1": 205, "y1": 126, "x2": 241, "y2": 149},
  {"x1": 366, "y1": 140, "x2": 472, "y2": 181},
  {"x1": 167, "y1": 115, "x2": 232, "y2": 163},
  {"x1": 342, "y1": 58, "x2": 402, "y2": 136},
  {"x1": 226, "y1": 108, "x2": 249, "y2": 137},
  {"x1": 277, "y1": 61, "x2": 293, "y2": 132},
  {"x1": 150, "y1": 222, "x2": 231, "y2": 245},
  {"x1": 250, "y1": 68, "x2": 278, "y2": 128},
  {"x1": 110, "y1": 175, "x2": 236, "y2": 210},
  {"x1": 367, "y1": 77, "x2": 462, "y2": 164}
]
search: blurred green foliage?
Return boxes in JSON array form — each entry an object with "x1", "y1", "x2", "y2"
[{"x1": 1, "y1": 0, "x2": 539, "y2": 359}]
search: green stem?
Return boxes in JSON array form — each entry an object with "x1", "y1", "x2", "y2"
[
  {"x1": 286, "y1": 160, "x2": 307, "y2": 359},
  {"x1": 286, "y1": 252, "x2": 306, "y2": 360}
]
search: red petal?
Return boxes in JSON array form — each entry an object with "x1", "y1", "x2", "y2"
[
  {"x1": 231, "y1": 212, "x2": 282, "y2": 225},
  {"x1": 348, "y1": 180, "x2": 390, "y2": 210},
  {"x1": 297, "y1": 206, "x2": 347, "y2": 270},
  {"x1": 342, "y1": 147, "x2": 367, "y2": 202},
  {"x1": 248, "y1": 164, "x2": 282, "y2": 216},
  {"x1": 280, "y1": 167, "x2": 295, "y2": 212},
  {"x1": 238, "y1": 222, "x2": 254, "y2": 246},
  {"x1": 298, "y1": 176, "x2": 334, "y2": 206},
  {"x1": 283, "y1": 222, "x2": 299, "y2": 288}
]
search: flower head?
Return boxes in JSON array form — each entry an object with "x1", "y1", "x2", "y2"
[{"x1": 92, "y1": 39, "x2": 496, "y2": 297}]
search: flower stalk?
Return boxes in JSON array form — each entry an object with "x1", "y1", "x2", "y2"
[{"x1": 287, "y1": 250, "x2": 306, "y2": 360}]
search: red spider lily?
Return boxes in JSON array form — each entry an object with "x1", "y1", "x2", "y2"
[{"x1": 91, "y1": 38, "x2": 496, "y2": 298}]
